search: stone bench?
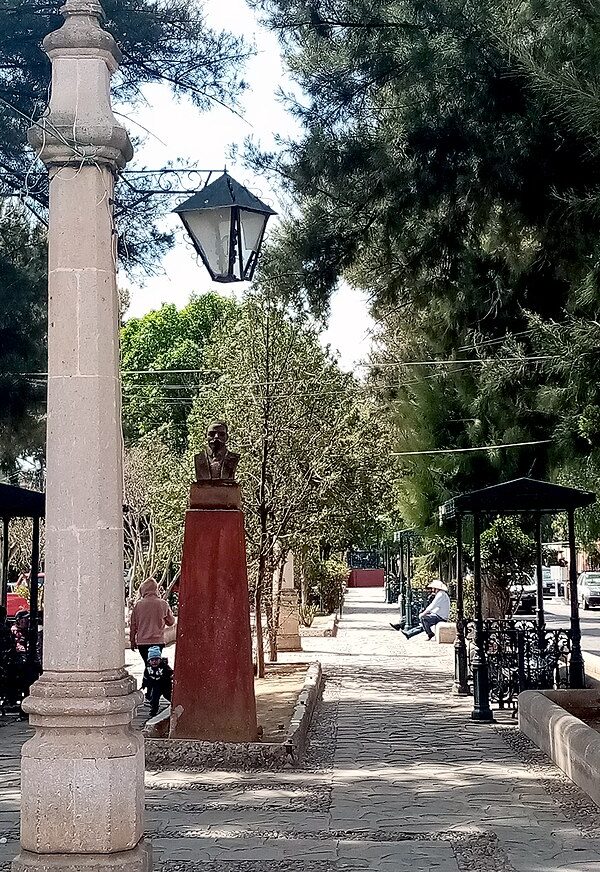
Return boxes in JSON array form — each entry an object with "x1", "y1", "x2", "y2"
[{"x1": 434, "y1": 621, "x2": 457, "y2": 644}]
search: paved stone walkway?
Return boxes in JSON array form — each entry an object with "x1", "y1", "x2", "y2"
[{"x1": 2, "y1": 589, "x2": 600, "y2": 870}]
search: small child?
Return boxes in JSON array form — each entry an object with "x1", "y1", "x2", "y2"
[{"x1": 141, "y1": 645, "x2": 173, "y2": 717}]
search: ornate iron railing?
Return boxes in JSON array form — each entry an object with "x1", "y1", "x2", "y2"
[{"x1": 466, "y1": 619, "x2": 572, "y2": 709}]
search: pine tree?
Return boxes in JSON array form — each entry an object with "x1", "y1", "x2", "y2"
[
  {"x1": 0, "y1": 206, "x2": 47, "y2": 472},
  {"x1": 0, "y1": 0, "x2": 250, "y2": 271}
]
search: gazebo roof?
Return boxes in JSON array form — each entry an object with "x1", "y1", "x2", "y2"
[
  {"x1": 0, "y1": 483, "x2": 45, "y2": 519},
  {"x1": 440, "y1": 477, "x2": 595, "y2": 521}
]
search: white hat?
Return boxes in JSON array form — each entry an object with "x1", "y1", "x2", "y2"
[{"x1": 427, "y1": 579, "x2": 448, "y2": 592}]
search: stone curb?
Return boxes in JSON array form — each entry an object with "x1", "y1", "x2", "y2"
[
  {"x1": 143, "y1": 661, "x2": 323, "y2": 771},
  {"x1": 300, "y1": 614, "x2": 338, "y2": 637}
]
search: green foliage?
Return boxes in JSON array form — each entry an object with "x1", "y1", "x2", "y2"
[
  {"x1": 0, "y1": 206, "x2": 46, "y2": 471},
  {"x1": 480, "y1": 516, "x2": 535, "y2": 616},
  {"x1": 120, "y1": 294, "x2": 236, "y2": 451},
  {"x1": 299, "y1": 601, "x2": 318, "y2": 627},
  {"x1": 481, "y1": 517, "x2": 536, "y2": 589},
  {"x1": 123, "y1": 431, "x2": 189, "y2": 593},
  {"x1": 187, "y1": 289, "x2": 383, "y2": 577},
  {"x1": 248, "y1": 0, "x2": 600, "y2": 541},
  {"x1": 305, "y1": 555, "x2": 347, "y2": 615}
]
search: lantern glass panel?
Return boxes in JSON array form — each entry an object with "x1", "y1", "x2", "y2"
[
  {"x1": 184, "y1": 207, "x2": 233, "y2": 279},
  {"x1": 240, "y1": 209, "x2": 267, "y2": 256}
]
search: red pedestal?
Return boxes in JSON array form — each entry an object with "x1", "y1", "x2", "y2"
[{"x1": 169, "y1": 506, "x2": 258, "y2": 741}]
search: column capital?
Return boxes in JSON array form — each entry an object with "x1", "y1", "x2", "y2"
[{"x1": 28, "y1": 0, "x2": 132, "y2": 169}]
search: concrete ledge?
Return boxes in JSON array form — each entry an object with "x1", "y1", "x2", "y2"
[
  {"x1": 519, "y1": 688, "x2": 600, "y2": 807},
  {"x1": 144, "y1": 661, "x2": 323, "y2": 770},
  {"x1": 300, "y1": 614, "x2": 338, "y2": 637},
  {"x1": 435, "y1": 622, "x2": 457, "y2": 644},
  {"x1": 583, "y1": 650, "x2": 600, "y2": 686}
]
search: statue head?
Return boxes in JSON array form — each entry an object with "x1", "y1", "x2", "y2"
[{"x1": 207, "y1": 421, "x2": 229, "y2": 455}]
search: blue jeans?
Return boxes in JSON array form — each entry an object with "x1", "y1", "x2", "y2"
[{"x1": 405, "y1": 614, "x2": 446, "y2": 639}]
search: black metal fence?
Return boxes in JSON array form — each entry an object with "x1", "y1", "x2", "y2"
[{"x1": 466, "y1": 619, "x2": 572, "y2": 709}]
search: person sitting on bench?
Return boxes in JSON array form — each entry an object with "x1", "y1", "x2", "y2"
[{"x1": 391, "y1": 580, "x2": 450, "y2": 640}]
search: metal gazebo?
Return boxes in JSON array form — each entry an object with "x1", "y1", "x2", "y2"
[
  {"x1": 439, "y1": 477, "x2": 595, "y2": 721},
  {"x1": 0, "y1": 483, "x2": 45, "y2": 666}
]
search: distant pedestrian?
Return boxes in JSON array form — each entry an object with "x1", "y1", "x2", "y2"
[
  {"x1": 11, "y1": 609, "x2": 29, "y2": 658},
  {"x1": 141, "y1": 646, "x2": 173, "y2": 717},
  {"x1": 129, "y1": 578, "x2": 175, "y2": 665},
  {"x1": 0, "y1": 605, "x2": 13, "y2": 656},
  {"x1": 391, "y1": 580, "x2": 450, "y2": 640}
]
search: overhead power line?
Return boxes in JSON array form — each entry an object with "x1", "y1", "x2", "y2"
[{"x1": 393, "y1": 439, "x2": 552, "y2": 457}]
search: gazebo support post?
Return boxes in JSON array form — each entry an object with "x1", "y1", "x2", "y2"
[
  {"x1": 398, "y1": 536, "x2": 405, "y2": 619},
  {"x1": 1, "y1": 517, "x2": 9, "y2": 609},
  {"x1": 471, "y1": 512, "x2": 493, "y2": 721},
  {"x1": 27, "y1": 516, "x2": 40, "y2": 669},
  {"x1": 568, "y1": 509, "x2": 585, "y2": 688},
  {"x1": 405, "y1": 535, "x2": 412, "y2": 628},
  {"x1": 453, "y1": 514, "x2": 469, "y2": 695},
  {"x1": 535, "y1": 512, "x2": 547, "y2": 656}
]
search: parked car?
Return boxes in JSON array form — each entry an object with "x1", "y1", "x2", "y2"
[
  {"x1": 577, "y1": 571, "x2": 600, "y2": 610},
  {"x1": 510, "y1": 576, "x2": 537, "y2": 615}
]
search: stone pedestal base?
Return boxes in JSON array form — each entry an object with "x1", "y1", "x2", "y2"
[
  {"x1": 277, "y1": 589, "x2": 302, "y2": 652},
  {"x1": 12, "y1": 841, "x2": 151, "y2": 872},
  {"x1": 16, "y1": 670, "x2": 146, "y2": 860},
  {"x1": 169, "y1": 502, "x2": 258, "y2": 742}
]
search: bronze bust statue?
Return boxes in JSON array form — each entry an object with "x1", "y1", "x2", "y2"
[{"x1": 194, "y1": 421, "x2": 240, "y2": 482}]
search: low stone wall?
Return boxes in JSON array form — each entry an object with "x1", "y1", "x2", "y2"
[
  {"x1": 582, "y1": 650, "x2": 600, "y2": 687},
  {"x1": 301, "y1": 613, "x2": 338, "y2": 637},
  {"x1": 519, "y1": 688, "x2": 600, "y2": 807},
  {"x1": 144, "y1": 661, "x2": 323, "y2": 770}
]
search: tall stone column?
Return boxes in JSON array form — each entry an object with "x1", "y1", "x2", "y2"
[{"x1": 13, "y1": 2, "x2": 150, "y2": 871}]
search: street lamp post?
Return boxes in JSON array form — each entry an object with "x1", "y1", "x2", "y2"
[{"x1": 14, "y1": 2, "x2": 149, "y2": 871}]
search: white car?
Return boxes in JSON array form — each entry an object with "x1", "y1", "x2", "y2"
[{"x1": 577, "y1": 572, "x2": 600, "y2": 609}]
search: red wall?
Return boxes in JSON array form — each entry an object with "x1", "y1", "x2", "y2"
[{"x1": 347, "y1": 569, "x2": 384, "y2": 588}]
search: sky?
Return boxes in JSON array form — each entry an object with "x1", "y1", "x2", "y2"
[{"x1": 122, "y1": 0, "x2": 374, "y2": 371}]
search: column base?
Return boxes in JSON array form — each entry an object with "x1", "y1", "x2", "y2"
[
  {"x1": 12, "y1": 841, "x2": 152, "y2": 872},
  {"x1": 452, "y1": 683, "x2": 470, "y2": 696},
  {"x1": 471, "y1": 710, "x2": 495, "y2": 722}
]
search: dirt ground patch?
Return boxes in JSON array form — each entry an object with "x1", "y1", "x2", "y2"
[{"x1": 255, "y1": 663, "x2": 309, "y2": 743}]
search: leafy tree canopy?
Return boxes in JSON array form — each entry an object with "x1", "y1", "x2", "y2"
[
  {"x1": 249, "y1": 0, "x2": 600, "y2": 542},
  {"x1": 120, "y1": 293, "x2": 237, "y2": 451}
]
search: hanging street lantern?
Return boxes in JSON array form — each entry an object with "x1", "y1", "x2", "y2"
[{"x1": 174, "y1": 172, "x2": 276, "y2": 283}]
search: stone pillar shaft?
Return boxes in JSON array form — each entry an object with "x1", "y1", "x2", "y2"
[
  {"x1": 44, "y1": 165, "x2": 125, "y2": 673},
  {"x1": 13, "y1": 2, "x2": 149, "y2": 870}
]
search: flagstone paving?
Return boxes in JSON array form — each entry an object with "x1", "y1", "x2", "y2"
[{"x1": 2, "y1": 589, "x2": 600, "y2": 870}]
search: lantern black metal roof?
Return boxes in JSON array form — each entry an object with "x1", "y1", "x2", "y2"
[
  {"x1": 174, "y1": 172, "x2": 276, "y2": 284},
  {"x1": 0, "y1": 483, "x2": 45, "y2": 519},
  {"x1": 439, "y1": 477, "x2": 595, "y2": 523}
]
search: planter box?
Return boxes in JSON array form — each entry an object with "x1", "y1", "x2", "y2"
[
  {"x1": 519, "y1": 688, "x2": 600, "y2": 807},
  {"x1": 144, "y1": 661, "x2": 323, "y2": 770}
]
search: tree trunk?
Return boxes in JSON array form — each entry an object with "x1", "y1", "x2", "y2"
[
  {"x1": 482, "y1": 579, "x2": 511, "y2": 618},
  {"x1": 254, "y1": 574, "x2": 265, "y2": 678}
]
